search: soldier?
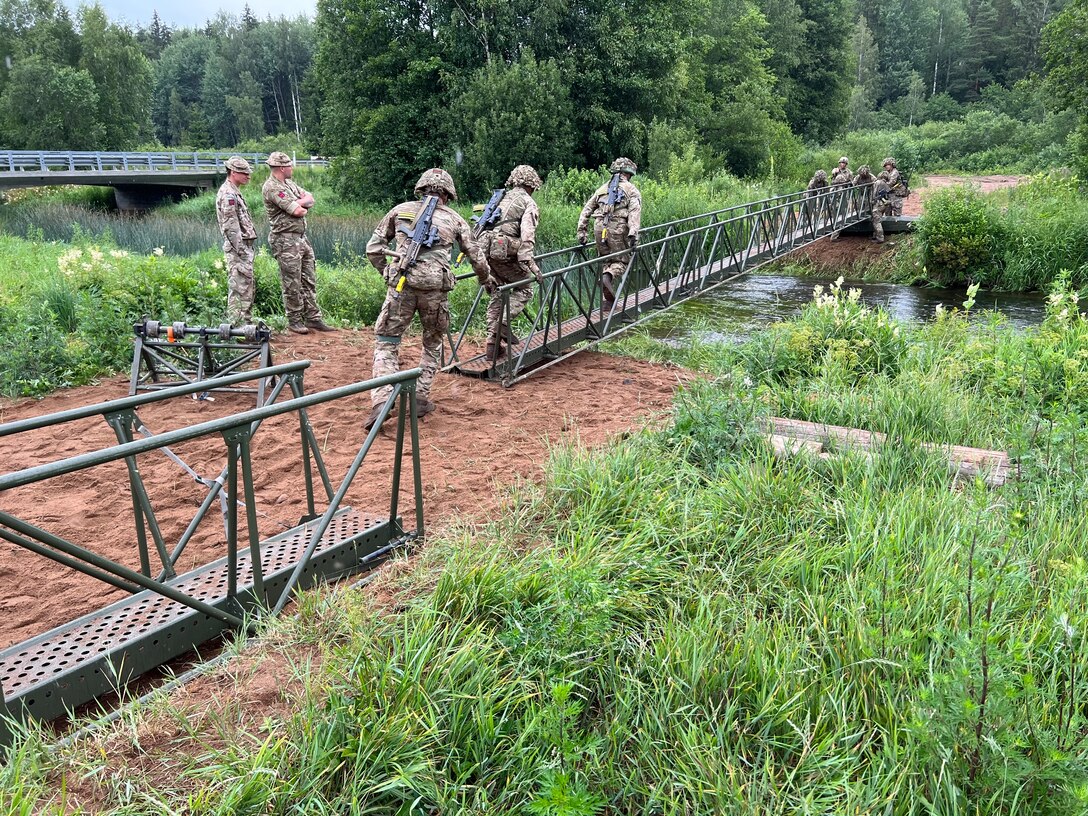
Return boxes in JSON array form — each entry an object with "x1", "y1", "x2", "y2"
[
  {"x1": 364, "y1": 168, "x2": 491, "y2": 430},
  {"x1": 481, "y1": 164, "x2": 544, "y2": 362},
  {"x1": 216, "y1": 156, "x2": 257, "y2": 325},
  {"x1": 262, "y1": 151, "x2": 334, "y2": 334},
  {"x1": 830, "y1": 156, "x2": 853, "y2": 186},
  {"x1": 854, "y1": 165, "x2": 888, "y2": 243},
  {"x1": 878, "y1": 157, "x2": 907, "y2": 217},
  {"x1": 576, "y1": 157, "x2": 642, "y2": 312},
  {"x1": 806, "y1": 169, "x2": 829, "y2": 195}
]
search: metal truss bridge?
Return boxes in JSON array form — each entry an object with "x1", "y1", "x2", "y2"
[{"x1": 445, "y1": 183, "x2": 912, "y2": 385}]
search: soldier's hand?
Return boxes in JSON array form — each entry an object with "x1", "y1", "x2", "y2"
[
  {"x1": 532, "y1": 265, "x2": 544, "y2": 285},
  {"x1": 485, "y1": 275, "x2": 500, "y2": 294},
  {"x1": 576, "y1": 230, "x2": 588, "y2": 245},
  {"x1": 627, "y1": 234, "x2": 639, "y2": 249}
]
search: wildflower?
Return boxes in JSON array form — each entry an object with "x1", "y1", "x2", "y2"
[
  {"x1": 89, "y1": 249, "x2": 104, "y2": 262},
  {"x1": 213, "y1": 259, "x2": 224, "y2": 271},
  {"x1": 110, "y1": 249, "x2": 128, "y2": 259},
  {"x1": 152, "y1": 246, "x2": 165, "y2": 257}
]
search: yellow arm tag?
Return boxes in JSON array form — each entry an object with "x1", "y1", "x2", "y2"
[
  {"x1": 396, "y1": 275, "x2": 406, "y2": 292},
  {"x1": 602, "y1": 228, "x2": 608, "y2": 239},
  {"x1": 456, "y1": 251, "x2": 465, "y2": 265}
]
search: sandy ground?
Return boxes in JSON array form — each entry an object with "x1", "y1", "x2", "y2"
[{"x1": 0, "y1": 330, "x2": 688, "y2": 650}]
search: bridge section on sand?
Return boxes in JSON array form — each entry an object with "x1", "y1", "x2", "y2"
[{"x1": 444, "y1": 183, "x2": 913, "y2": 386}]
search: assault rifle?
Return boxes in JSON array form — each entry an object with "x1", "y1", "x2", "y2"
[
  {"x1": 388, "y1": 194, "x2": 440, "y2": 293},
  {"x1": 600, "y1": 173, "x2": 626, "y2": 239},
  {"x1": 456, "y1": 188, "x2": 505, "y2": 265}
]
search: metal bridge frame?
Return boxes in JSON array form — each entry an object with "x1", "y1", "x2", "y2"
[
  {"x1": 0, "y1": 150, "x2": 329, "y2": 173},
  {"x1": 0, "y1": 363, "x2": 424, "y2": 737},
  {"x1": 445, "y1": 183, "x2": 876, "y2": 385}
]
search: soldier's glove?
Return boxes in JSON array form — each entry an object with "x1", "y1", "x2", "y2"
[
  {"x1": 627, "y1": 234, "x2": 639, "y2": 249},
  {"x1": 576, "y1": 230, "x2": 588, "y2": 245},
  {"x1": 532, "y1": 265, "x2": 544, "y2": 286},
  {"x1": 484, "y1": 275, "x2": 499, "y2": 294}
]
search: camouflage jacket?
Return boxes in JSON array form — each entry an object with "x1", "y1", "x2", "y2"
[
  {"x1": 216, "y1": 180, "x2": 256, "y2": 251},
  {"x1": 366, "y1": 199, "x2": 490, "y2": 291},
  {"x1": 577, "y1": 179, "x2": 642, "y2": 238},
  {"x1": 806, "y1": 176, "x2": 829, "y2": 196},
  {"x1": 830, "y1": 167, "x2": 854, "y2": 186},
  {"x1": 263, "y1": 176, "x2": 308, "y2": 235},
  {"x1": 486, "y1": 187, "x2": 540, "y2": 273},
  {"x1": 878, "y1": 168, "x2": 906, "y2": 197}
]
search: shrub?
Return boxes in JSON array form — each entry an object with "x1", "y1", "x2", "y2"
[{"x1": 915, "y1": 187, "x2": 1008, "y2": 287}]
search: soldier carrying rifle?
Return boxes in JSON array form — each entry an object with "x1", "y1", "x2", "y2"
[
  {"x1": 364, "y1": 168, "x2": 492, "y2": 430},
  {"x1": 576, "y1": 157, "x2": 642, "y2": 312}
]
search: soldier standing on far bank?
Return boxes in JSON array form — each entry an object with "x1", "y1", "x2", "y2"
[
  {"x1": 854, "y1": 165, "x2": 888, "y2": 243},
  {"x1": 481, "y1": 164, "x2": 544, "y2": 362},
  {"x1": 216, "y1": 156, "x2": 257, "y2": 325},
  {"x1": 262, "y1": 151, "x2": 334, "y2": 334},
  {"x1": 576, "y1": 157, "x2": 642, "y2": 312},
  {"x1": 879, "y1": 157, "x2": 907, "y2": 217},
  {"x1": 363, "y1": 168, "x2": 492, "y2": 431}
]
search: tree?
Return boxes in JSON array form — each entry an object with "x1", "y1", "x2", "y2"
[
  {"x1": 781, "y1": 0, "x2": 851, "y2": 140},
  {"x1": 226, "y1": 71, "x2": 264, "y2": 141},
  {"x1": 152, "y1": 32, "x2": 212, "y2": 144},
  {"x1": 0, "y1": 54, "x2": 103, "y2": 146},
  {"x1": 78, "y1": 4, "x2": 153, "y2": 148},
  {"x1": 453, "y1": 53, "x2": 575, "y2": 196},
  {"x1": 848, "y1": 15, "x2": 879, "y2": 128},
  {"x1": 1043, "y1": 0, "x2": 1088, "y2": 173}
]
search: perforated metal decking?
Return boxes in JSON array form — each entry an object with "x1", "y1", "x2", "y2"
[{"x1": 0, "y1": 508, "x2": 396, "y2": 723}]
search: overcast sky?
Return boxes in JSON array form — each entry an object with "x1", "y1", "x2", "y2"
[{"x1": 62, "y1": 0, "x2": 317, "y2": 29}]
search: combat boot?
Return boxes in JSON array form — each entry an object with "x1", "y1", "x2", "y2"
[
  {"x1": 363, "y1": 404, "x2": 388, "y2": 432},
  {"x1": 502, "y1": 325, "x2": 519, "y2": 346},
  {"x1": 287, "y1": 322, "x2": 310, "y2": 334},
  {"x1": 305, "y1": 318, "x2": 336, "y2": 332},
  {"x1": 413, "y1": 398, "x2": 437, "y2": 419},
  {"x1": 485, "y1": 341, "x2": 501, "y2": 362}
]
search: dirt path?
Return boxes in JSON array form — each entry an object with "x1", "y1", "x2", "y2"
[
  {"x1": 901, "y1": 173, "x2": 1027, "y2": 216},
  {"x1": 0, "y1": 330, "x2": 688, "y2": 650}
]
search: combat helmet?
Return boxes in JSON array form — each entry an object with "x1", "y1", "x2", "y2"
[
  {"x1": 857, "y1": 164, "x2": 871, "y2": 176},
  {"x1": 814, "y1": 170, "x2": 827, "y2": 181},
  {"x1": 265, "y1": 151, "x2": 293, "y2": 167},
  {"x1": 224, "y1": 155, "x2": 253, "y2": 174},
  {"x1": 506, "y1": 164, "x2": 543, "y2": 190},
  {"x1": 609, "y1": 157, "x2": 637, "y2": 176},
  {"x1": 839, "y1": 156, "x2": 849, "y2": 164},
  {"x1": 414, "y1": 168, "x2": 457, "y2": 200},
  {"x1": 882, "y1": 157, "x2": 897, "y2": 169}
]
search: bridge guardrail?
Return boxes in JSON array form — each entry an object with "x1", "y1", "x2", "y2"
[{"x1": 0, "y1": 150, "x2": 329, "y2": 173}]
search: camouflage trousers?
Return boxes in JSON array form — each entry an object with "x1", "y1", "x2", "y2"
[
  {"x1": 224, "y1": 239, "x2": 256, "y2": 325},
  {"x1": 594, "y1": 221, "x2": 632, "y2": 303},
  {"x1": 870, "y1": 209, "x2": 885, "y2": 241},
  {"x1": 887, "y1": 196, "x2": 905, "y2": 217},
  {"x1": 371, "y1": 285, "x2": 450, "y2": 407},
  {"x1": 485, "y1": 261, "x2": 534, "y2": 343},
  {"x1": 269, "y1": 232, "x2": 322, "y2": 324}
]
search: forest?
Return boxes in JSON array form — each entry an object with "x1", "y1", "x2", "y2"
[{"x1": 0, "y1": 0, "x2": 1085, "y2": 201}]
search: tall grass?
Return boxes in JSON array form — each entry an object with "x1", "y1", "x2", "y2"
[{"x1": 7, "y1": 276, "x2": 1088, "y2": 813}]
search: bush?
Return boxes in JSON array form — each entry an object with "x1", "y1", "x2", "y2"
[{"x1": 915, "y1": 187, "x2": 1008, "y2": 286}]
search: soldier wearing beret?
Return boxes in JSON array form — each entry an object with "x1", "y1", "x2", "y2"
[
  {"x1": 216, "y1": 156, "x2": 257, "y2": 325},
  {"x1": 262, "y1": 151, "x2": 334, "y2": 334}
]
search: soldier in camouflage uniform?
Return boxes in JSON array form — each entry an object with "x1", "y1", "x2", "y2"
[
  {"x1": 216, "y1": 156, "x2": 257, "y2": 324},
  {"x1": 879, "y1": 157, "x2": 907, "y2": 217},
  {"x1": 481, "y1": 164, "x2": 544, "y2": 362},
  {"x1": 364, "y1": 168, "x2": 491, "y2": 430},
  {"x1": 806, "y1": 169, "x2": 829, "y2": 195},
  {"x1": 576, "y1": 157, "x2": 642, "y2": 311},
  {"x1": 854, "y1": 165, "x2": 888, "y2": 243},
  {"x1": 262, "y1": 151, "x2": 334, "y2": 334},
  {"x1": 828, "y1": 157, "x2": 854, "y2": 241}
]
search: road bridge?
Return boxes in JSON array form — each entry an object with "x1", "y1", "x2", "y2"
[
  {"x1": 0, "y1": 150, "x2": 329, "y2": 210},
  {"x1": 444, "y1": 183, "x2": 914, "y2": 385}
]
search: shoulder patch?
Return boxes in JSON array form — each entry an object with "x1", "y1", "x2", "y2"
[
  {"x1": 227, "y1": 196, "x2": 236, "y2": 205},
  {"x1": 278, "y1": 192, "x2": 286, "y2": 199}
]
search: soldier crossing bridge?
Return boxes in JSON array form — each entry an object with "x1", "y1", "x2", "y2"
[
  {"x1": 444, "y1": 182, "x2": 913, "y2": 386},
  {"x1": 0, "y1": 150, "x2": 328, "y2": 210}
]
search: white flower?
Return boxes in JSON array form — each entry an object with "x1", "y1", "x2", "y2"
[
  {"x1": 213, "y1": 259, "x2": 224, "y2": 271},
  {"x1": 110, "y1": 249, "x2": 128, "y2": 259},
  {"x1": 152, "y1": 246, "x2": 165, "y2": 257}
]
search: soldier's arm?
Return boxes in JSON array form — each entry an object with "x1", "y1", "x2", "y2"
[
  {"x1": 456, "y1": 216, "x2": 491, "y2": 283},
  {"x1": 576, "y1": 193, "x2": 596, "y2": 238},
  {"x1": 217, "y1": 199, "x2": 246, "y2": 254},
  {"x1": 295, "y1": 184, "x2": 315, "y2": 209},
  {"x1": 365, "y1": 209, "x2": 398, "y2": 274},
  {"x1": 626, "y1": 188, "x2": 642, "y2": 238},
  {"x1": 267, "y1": 184, "x2": 307, "y2": 218},
  {"x1": 518, "y1": 201, "x2": 541, "y2": 277}
]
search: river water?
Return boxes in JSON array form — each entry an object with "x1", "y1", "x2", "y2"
[{"x1": 646, "y1": 273, "x2": 1048, "y2": 344}]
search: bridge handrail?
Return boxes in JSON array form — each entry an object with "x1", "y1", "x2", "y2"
[{"x1": 0, "y1": 149, "x2": 330, "y2": 172}]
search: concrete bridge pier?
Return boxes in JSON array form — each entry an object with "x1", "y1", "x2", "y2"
[{"x1": 113, "y1": 182, "x2": 214, "y2": 212}]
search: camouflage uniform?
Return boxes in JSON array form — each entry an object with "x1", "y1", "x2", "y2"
[
  {"x1": 854, "y1": 166, "x2": 887, "y2": 242},
  {"x1": 365, "y1": 168, "x2": 490, "y2": 412},
  {"x1": 828, "y1": 159, "x2": 853, "y2": 240},
  {"x1": 262, "y1": 152, "x2": 325, "y2": 327},
  {"x1": 576, "y1": 157, "x2": 642, "y2": 307},
  {"x1": 215, "y1": 156, "x2": 257, "y2": 324},
  {"x1": 878, "y1": 158, "x2": 906, "y2": 217},
  {"x1": 806, "y1": 169, "x2": 829, "y2": 195},
  {"x1": 482, "y1": 165, "x2": 543, "y2": 358}
]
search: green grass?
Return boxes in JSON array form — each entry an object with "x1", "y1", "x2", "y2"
[{"x1": 6, "y1": 276, "x2": 1088, "y2": 814}]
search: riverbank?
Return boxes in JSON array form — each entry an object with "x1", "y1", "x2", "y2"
[{"x1": 8, "y1": 276, "x2": 1088, "y2": 814}]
